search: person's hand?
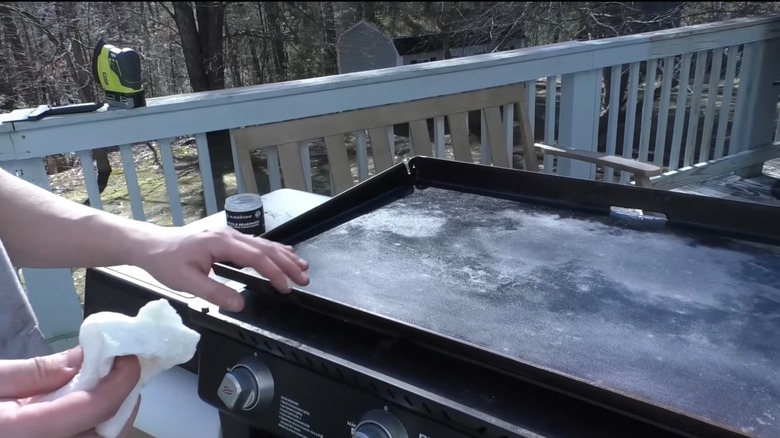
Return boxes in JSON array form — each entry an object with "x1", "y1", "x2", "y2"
[
  {"x1": 137, "y1": 226, "x2": 310, "y2": 312},
  {"x1": 0, "y1": 346, "x2": 142, "y2": 438}
]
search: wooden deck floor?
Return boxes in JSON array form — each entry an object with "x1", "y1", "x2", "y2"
[{"x1": 672, "y1": 158, "x2": 780, "y2": 207}]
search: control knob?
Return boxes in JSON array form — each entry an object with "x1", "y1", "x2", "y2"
[
  {"x1": 352, "y1": 410, "x2": 408, "y2": 438},
  {"x1": 217, "y1": 357, "x2": 274, "y2": 411}
]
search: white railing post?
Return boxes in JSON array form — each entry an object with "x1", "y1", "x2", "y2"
[
  {"x1": 731, "y1": 38, "x2": 780, "y2": 177},
  {"x1": 556, "y1": 69, "x2": 602, "y2": 179},
  {"x1": 0, "y1": 158, "x2": 83, "y2": 353}
]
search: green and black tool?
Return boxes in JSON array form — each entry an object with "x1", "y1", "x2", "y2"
[{"x1": 92, "y1": 37, "x2": 146, "y2": 109}]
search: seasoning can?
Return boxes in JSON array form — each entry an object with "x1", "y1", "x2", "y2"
[{"x1": 225, "y1": 193, "x2": 265, "y2": 235}]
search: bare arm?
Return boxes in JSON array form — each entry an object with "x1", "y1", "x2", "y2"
[
  {"x1": 0, "y1": 168, "x2": 158, "y2": 269},
  {"x1": 0, "y1": 168, "x2": 310, "y2": 312}
]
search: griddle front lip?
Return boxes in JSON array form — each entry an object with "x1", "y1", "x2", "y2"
[{"x1": 211, "y1": 156, "x2": 775, "y2": 438}]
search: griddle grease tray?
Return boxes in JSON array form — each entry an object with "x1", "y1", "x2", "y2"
[{"x1": 214, "y1": 157, "x2": 780, "y2": 438}]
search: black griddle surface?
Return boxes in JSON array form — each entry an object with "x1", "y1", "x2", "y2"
[{"x1": 282, "y1": 186, "x2": 779, "y2": 437}]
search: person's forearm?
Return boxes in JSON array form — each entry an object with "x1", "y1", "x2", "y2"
[{"x1": 0, "y1": 168, "x2": 162, "y2": 269}]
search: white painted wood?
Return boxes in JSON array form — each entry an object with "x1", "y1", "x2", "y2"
[
  {"x1": 0, "y1": 123, "x2": 15, "y2": 161},
  {"x1": 229, "y1": 131, "x2": 246, "y2": 194},
  {"x1": 556, "y1": 69, "x2": 601, "y2": 179},
  {"x1": 76, "y1": 149, "x2": 104, "y2": 210},
  {"x1": 638, "y1": 59, "x2": 657, "y2": 163},
  {"x1": 194, "y1": 133, "x2": 218, "y2": 215},
  {"x1": 0, "y1": 158, "x2": 83, "y2": 352},
  {"x1": 731, "y1": 38, "x2": 780, "y2": 177},
  {"x1": 503, "y1": 103, "x2": 514, "y2": 165},
  {"x1": 605, "y1": 65, "x2": 623, "y2": 182},
  {"x1": 323, "y1": 135, "x2": 354, "y2": 194},
  {"x1": 535, "y1": 142, "x2": 661, "y2": 176},
  {"x1": 775, "y1": 110, "x2": 780, "y2": 142},
  {"x1": 447, "y1": 112, "x2": 472, "y2": 162},
  {"x1": 299, "y1": 142, "x2": 313, "y2": 192},
  {"x1": 230, "y1": 83, "x2": 529, "y2": 193},
  {"x1": 699, "y1": 48, "x2": 724, "y2": 162},
  {"x1": 714, "y1": 45, "x2": 740, "y2": 159},
  {"x1": 386, "y1": 127, "x2": 395, "y2": 166},
  {"x1": 684, "y1": 51, "x2": 708, "y2": 167},
  {"x1": 118, "y1": 144, "x2": 146, "y2": 221},
  {"x1": 543, "y1": 75, "x2": 557, "y2": 173},
  {"x1": 604, "y1": 16, "x2": 780, "y2": 63},
  {"x1": 620, "y1": 62, "x2": 641, "y2": 183},
  {"x1": 484, "y1": 106, "x2": 511, "y2": 168},
  {"x1": 266, "y1": 146, "x2": 282, "y2": 191},
  {"x1": 276, "y1": 143, "x2": 307, "y2": 191},
  {"x1": 3, "y1": 17, "x2": 779, "y2": 162},
  {"x1": 480, "y1": 111, "x2": 491, "y2": 165},
  {"x1": 668, "y1": 53, "x2": 693, "y2": 171},
  {"x1": 730, "y1": 42, "x2": 760, "y2": 155},
  {"x1": 157, "y1": 138, "x2": 185, "y2": 226},
  {"x1": 653, "y1": 56, "x2": 675, "y2": 166},
  {"x1": 525, "y1": 80, "x2": 536, "y2": 141},
  {"x1": 652, "y1": 142, "x2": 780, "y2": 190},
  {"x1": 356, "y1": 130, "x2": 369, "y2": 182},
  {"x1": 433, "y1": 117, "x2": 445, "y2": 158},
  {"x1": 515, "y1": 85, "x2": 539, "y2": 171}
]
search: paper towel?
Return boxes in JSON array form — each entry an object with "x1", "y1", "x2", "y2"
[{"x1": 34, "y1": 299, "x2": 201, "y2": 438}]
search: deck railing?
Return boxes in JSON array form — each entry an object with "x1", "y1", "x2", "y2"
[{"x1": 1, "y1": 15, "x2": 778, "y2": 351}]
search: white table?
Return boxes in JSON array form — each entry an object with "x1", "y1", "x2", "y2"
[{"x1": 131, "y1": 188, "x2": 329, "y2": 438}]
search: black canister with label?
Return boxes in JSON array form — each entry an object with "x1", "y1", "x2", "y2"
[{"x1": 225, "y1": 193, "x2": 265, "y2": 235}]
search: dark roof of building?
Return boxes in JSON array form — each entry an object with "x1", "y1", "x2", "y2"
[{"x1": 391, "y1": 24, "x2": 526, "y2": 56}]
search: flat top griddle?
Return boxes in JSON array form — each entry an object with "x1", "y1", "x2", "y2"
[{"x1": 214, "y1": 157, "x2": 780, "y2": 438}]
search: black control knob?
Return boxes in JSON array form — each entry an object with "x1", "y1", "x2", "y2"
[
  {"x1": 217, "y1": 357, "x2": 274, "y2": 411},
  {"x1": 353, "y1": 410, "x2": 408, "y2": 438}
]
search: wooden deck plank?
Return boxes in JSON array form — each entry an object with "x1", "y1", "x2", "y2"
[{"x1": 672, "y1": 158, "x2": 780, "y2": 206}]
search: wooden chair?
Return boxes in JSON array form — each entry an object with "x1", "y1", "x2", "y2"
[
  {"x1": 230, "y1": 82, "x2": 662, "y2": 194},
  {"x1": 229, "y1": 83, "x2": 538, "y2": 195}
]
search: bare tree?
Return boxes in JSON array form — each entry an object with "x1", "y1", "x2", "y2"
[{"x1": 170, "y1": 1, "x2": 233, "y2": 208}]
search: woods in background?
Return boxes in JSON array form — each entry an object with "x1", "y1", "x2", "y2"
[{"x1": 0, "y1": 1, "x2": 776, "y2": 112}]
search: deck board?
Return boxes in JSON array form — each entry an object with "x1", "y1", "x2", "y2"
[{"x1": 672, "y1": 158, "x2": 780, "y2": 207}]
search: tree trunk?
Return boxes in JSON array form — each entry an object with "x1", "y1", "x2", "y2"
[
  {"x1": 263, "y1": 2, "x2": 287, "y2": 81},
  {"x1": 224, "y1": 19, "x2": 243, "y2": 87},
  {"x1": 321, "y1": 2, "x2": 338, "y2": 75},
  {"x1": 172, "y1": 2, "x2": 209, "y2": 92},
  {"x1": 362, "y1": 1, "x2": 376, "y2": 22},
  {"x1": 196, "y1": 1, "x2": 226, "y2": 89},
  {"x1": 55, "y1": 2, "x2": 95, "y2": 103},
  {"x1": 172, "y1": 1, "x2": 233, "y2": 211},
  {"x1": 249, "y1": 43, "x2": 264, "y2": 85},
  {"x1": 140, "y1": 2, "x2": 156, "y2": 97},
  {"x1": 0, "y1": 4, "x2": 36, "y2": 108}
]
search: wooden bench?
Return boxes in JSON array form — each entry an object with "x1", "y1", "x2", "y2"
[
  {"x1": 533, "y1": 143, "x2": 663, "y2": 187},
  {"x1": 230, "y1": 83, "x2": 664, "y2": 194}
]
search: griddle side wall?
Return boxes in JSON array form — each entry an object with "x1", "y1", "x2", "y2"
[
  {"x1": 407, "y1": 157, "x2": 780, "y2": 245},
  {"x1": 264, "y1": 162, "x2": 414, "y2": 245}
]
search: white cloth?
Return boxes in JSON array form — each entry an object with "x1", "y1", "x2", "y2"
[{"x1": 34, "y1": 299, "x2": 201, "y2": 438}]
